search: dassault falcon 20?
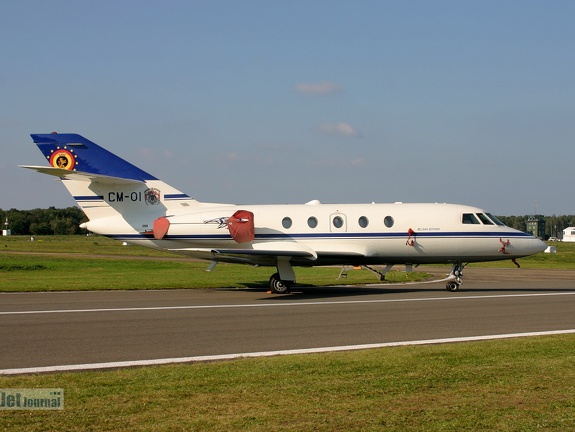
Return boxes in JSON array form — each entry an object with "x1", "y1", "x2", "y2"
[{"x1": 20, "y1": 133, "x2": 546, "y2": 293}]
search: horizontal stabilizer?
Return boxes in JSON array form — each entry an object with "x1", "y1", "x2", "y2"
[{"x1": 19, "y1": 165, "x2": 144, "y2": 185}]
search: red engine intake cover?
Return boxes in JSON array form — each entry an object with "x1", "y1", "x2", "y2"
[
  {"x1": 228, "y1": 210, "x2": 255, "y2": 243},
  {"x1": 153, "y1": 216, "x2": 170, "y2": 240}
]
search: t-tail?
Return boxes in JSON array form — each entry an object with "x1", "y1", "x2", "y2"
[{"x1": 20, "y1": 133, "x2": 208, "y2": 237}]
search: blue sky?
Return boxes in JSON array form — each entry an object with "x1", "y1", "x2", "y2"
[{"x1": 1, "y1": 1, "x2": 574, "y2": 215}]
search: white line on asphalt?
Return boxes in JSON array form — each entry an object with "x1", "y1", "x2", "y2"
[
  {"x1": 1, "y1": 291, "x2": 575, "y2": 316},
  {"x1": 2, "y1": 329, "x2": 575, "y2": 375}
]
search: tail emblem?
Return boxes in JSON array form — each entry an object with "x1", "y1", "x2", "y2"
[
  {"x1": 48, "y1": 148, "x2": 76, "y2": 170},
  {"x1": 144, "y1": 188, "x2": 161, "y2": 205}
]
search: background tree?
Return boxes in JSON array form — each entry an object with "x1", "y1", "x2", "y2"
[
  {"x1": 0, "y1": 207, "x2": 87, "y2": 235},
  {"x1": 1, "y1": 207, "x2": 575, "y2": 238}
]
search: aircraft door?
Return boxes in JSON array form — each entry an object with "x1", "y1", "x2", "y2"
[{"x1": 330, "y1": 213, "x2": 347, "y2": 232}]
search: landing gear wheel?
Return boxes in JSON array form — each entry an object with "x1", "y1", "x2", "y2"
[
  {"x1": 446, "y1": 281, "x2": 460, "y2": 292},
  {"x1": 446, "y1": 262, "x2": 465, "y2": 292},
  {"x1": 269, "y1": 273, "x2": 292, "y2": 294}
]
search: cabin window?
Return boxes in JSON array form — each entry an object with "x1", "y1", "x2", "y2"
[
  {"x1": 358, "y1": 216, "x2": 369, "y2": 228},
  {"x1": 307, "y1": 216, "x2": 318, "y2": 228},
  {"x1": 384, "y1": 216, "x2": 394, "y2": 228},
  {"x1": 332, "y1": 216, "x2": 344, "y2": 229},
  {"x1": 485, "y1": 213, "x2": 505, "y2": 226},
  {"x1": 476, "y1": 213, "x2": 494, "y2": 225},
  {"x1": 282, "y1": 217, "x2": 292, "y2": 229},
  {"x1": 462, "y1": 213, "x2": 480, "y2": 224}
]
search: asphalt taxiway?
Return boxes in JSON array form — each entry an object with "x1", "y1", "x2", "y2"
[{"x1": 1, "y1": 268, "x2": 575, "y2": 374}]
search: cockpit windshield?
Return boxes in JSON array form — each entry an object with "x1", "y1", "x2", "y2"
[
  {"x1": 476, "y1": 213, "x2": 493, "y2": 225},
  {"x1": 462, "y1": 213, "x2": 480, "y2": 224},
  {"x1": 462, "y1": 212, "x2": 507, "y2": 226},
  {"x1": 485, "y1": 213, "x2": 506, "y2": 226}
]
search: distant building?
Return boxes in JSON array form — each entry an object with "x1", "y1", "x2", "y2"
[
  {"x1": 2, "y1": 217, "x2": 10, "y2": 236},
  {"x1": 526, "y1": 216, "x2": 545, "y2": 239},
  {"x1": 562, "y1": 227, "x2": 575, "y2": 242}
]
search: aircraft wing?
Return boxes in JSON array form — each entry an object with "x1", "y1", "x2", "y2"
[
  {"x1": 169, "y1": 241, "x2": 318, "y2": 265},
  {"x1": 19, "y1": 165, "x2": 143, "y2": 185}
]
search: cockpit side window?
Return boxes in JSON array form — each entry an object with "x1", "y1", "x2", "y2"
[
  {"x1": 476, "y1": 213, "x2": 494, "y2": 225},
  {"x1": 462, "y1": 213, "x2": 480, "y2": 224},
  {"x1": 485, "y1": 213, "x2": 506, "y2": 226}
]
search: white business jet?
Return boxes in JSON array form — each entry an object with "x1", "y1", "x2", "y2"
[{"x1": 21, "y1": 133, "x2": 547, "y2": 293}]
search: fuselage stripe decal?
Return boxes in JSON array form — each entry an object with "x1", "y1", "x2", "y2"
[
  {"x1": 164, "y1": 194, "x2": 190, "y2": 199},
  {"x1": 111, "y1": 232, "x2": 534, "y2": 241},
  {"x1": 74, "y1": 195, "x2": 191, "y2": 201},
  {"x1": 74, "y1": 195, "x2": 104, "y2": 201}
]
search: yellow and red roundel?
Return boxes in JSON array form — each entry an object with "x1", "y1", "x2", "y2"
[{"x1": 49, "y1": 149, "x2": 76, "y2": 170}]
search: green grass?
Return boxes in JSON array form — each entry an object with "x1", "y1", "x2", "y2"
[
  {"x1": 0, "y1": 254, "x2": 432, "y2": 292},
  {"x1": 0, "y1": 235, "x2": 172, "y2": 256},
  {"x1": 0, "y1": 236, "x2": 433, "y2": 292},
  {"x1": 1, "y1": 335, "x2": 574, "y2": 431},
  {"x1": 1, "y1": 236, "x2": 574, "y2": 430},
  {"x1": 1, "y1": 236, "x2": 573, "y2": 292}
]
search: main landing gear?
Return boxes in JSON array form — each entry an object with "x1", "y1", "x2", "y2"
[
  {"x1": 269, "y1": 273, "x2": 292, "y2": 294},
  {"x1": 269, "y1": 257, "x2": 296, "y2": 294},
  {"x1": 446, "y1": 262, "x2": 465, "y2": 292}
]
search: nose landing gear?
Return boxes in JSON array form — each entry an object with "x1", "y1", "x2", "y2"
[
  {"x1": 446, "y1": 280, "x2": 460, "y2": 292},
  {"x1": 446, "y1": 262, "x2": 465, "y2": 292}
]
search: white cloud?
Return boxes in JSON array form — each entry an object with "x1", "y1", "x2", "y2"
[
  {"x1": 139, "y1": 148, "x2": 155, "y2": 158},
  {"x1": 309, "y1": 157, "x2": 367, "y2": 168},
  {"x1": 140, "y1": 148, "x2": 173, "y2": 159},
  {"x1": 317, "y1": 122, "x2": 362, "y2": 138},
  {"x1": 350, "y1": 157, "x2": 365, "y2": 166},
  {"x1": 294, "y1": 81, "x2": 342, "y2": 94},
  {"x1": 217, "y1": 152, "x2": 243, "y2": 162}
]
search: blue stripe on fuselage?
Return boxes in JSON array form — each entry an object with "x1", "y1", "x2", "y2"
[
  {"x1": 74, "y1": 195, "x2": 104, "y2": 201},
  {"x1": 164, "y1": 194, "x2": 190, "y2": 200},
  {"x1": 108, "y1": 231, "x2": 532, "y2": 242},
  {"x1": 73, "y1": 194, "x2": 190, "y2": 202}
]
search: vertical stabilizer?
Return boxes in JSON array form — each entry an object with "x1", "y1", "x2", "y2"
[{"x1": 22, "y1": 133, "x2": 200, "y2": 234}]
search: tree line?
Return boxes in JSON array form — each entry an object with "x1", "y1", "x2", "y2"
[
  {"x1": 497, "y1": 215, "x2": 575, "y2": 239},
  {"x1": 0, "y1": 207, "x2": 87, "y2": 235},
  {"x1": 1, "y1": 207, "x2": 575, "y2": 239}
]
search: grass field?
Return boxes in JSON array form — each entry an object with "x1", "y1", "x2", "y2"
[
  {"x1": 1, "y1": 235, "x2": 573, "y2": 292},
  {"x1": 0, "y1": 235, "x2": 435, "y2": 292},
  {"x1": 1, "y1": 236, "x2": 574, "y2": 430},
  {"x1": 1, "y1": 336, "x2": 574, "y2": 431}
]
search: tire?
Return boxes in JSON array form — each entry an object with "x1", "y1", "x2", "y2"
[
  {"x1": 446, "y1": 281, "x2": 460, "y2": 292},
  {"x1": 269, "y1": 273, "x2": 291, "y2": 294}
]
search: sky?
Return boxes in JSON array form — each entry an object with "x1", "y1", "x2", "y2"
[{"x1": 1, "y1": 1, "x2": 574, "y2": 215}]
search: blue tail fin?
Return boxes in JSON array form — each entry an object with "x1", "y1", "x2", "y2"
[
  {"x1": 31, "y1": 133, "x2": 157, "y2": 181},
  {"x1": 21, "y1": 133, "x2": 205, "y2": 232}
]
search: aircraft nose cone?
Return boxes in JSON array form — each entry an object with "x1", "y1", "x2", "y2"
[
  {"x1": 507, "y1": 233, "x2": 547, "y2": 257},
  {"x1": 528, "y1": 238, "x2": 548, "y2": 255}
]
